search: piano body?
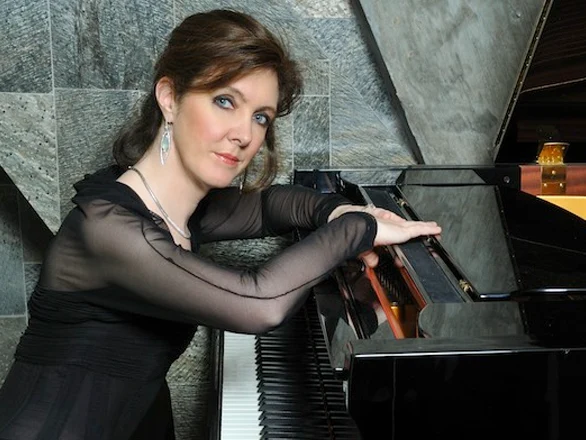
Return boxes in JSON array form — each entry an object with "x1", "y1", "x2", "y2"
[
  {"x1": 210, "y1": 0, "x2": 586, "y2": 438},
  {"x1": 293, "y1": 165, "x2": 586, "y2": 439}
]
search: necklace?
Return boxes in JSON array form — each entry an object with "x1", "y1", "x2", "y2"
[{"x1": 128, "y1": 166, "x2": 191, "y2": 240}]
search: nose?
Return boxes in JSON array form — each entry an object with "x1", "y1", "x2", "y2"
[{"x1": 229, "y1": 115, "x2": 253, "y2": 148}]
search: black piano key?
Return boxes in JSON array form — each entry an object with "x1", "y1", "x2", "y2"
[{"x1": 255, "y1": 295, "x2": 362, "y2": 440}]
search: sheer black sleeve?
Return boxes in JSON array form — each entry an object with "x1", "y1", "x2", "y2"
[
  {"x1": 45, "y1": 198, "x2": 376, "y2": 334},
  {"x1": 190, "y1": 185, "x2": 352, "y2": 242}
]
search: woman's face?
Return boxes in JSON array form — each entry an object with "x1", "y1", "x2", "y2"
[{"x1": 170, "y1": 68, "x2": 279, "y2": 191}]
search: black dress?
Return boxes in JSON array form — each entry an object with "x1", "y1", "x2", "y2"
[{"x1": 0, "y1": 166, "x2": 376, "y2": 440}]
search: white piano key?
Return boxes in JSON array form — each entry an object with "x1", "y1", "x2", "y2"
[{"x1": 220, "y1": 331, "x2": 261, "y2": 440}]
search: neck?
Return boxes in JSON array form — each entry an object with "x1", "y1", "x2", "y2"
[{"x1": 121, "y1": 153, "x2": 207, "y2": 237}]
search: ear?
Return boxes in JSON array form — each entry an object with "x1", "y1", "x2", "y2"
[{"x1": 155, "y1": 77, "x2": 175, "y2": 123}]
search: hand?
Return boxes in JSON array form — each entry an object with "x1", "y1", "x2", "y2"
[
  {"x1": 328, "y1": 203, "x2": 401, "y2": 224},
  {"x1": 328, "y1": 204, "x2": 441, "y2": 268}
]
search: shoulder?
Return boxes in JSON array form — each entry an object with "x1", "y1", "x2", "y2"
[{"x1": 67, "y1": 199, "x2": 162, "y2": 255}]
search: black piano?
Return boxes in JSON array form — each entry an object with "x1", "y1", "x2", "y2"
[
  {"x1": 210, "y1": 0, "x2": 586, "y2": 438},
  {"x1": 292, "y1": 164, "x2": 586, "y2": 439}
]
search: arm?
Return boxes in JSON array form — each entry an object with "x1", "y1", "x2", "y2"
[
  {"x1": 83, "y1": 200, "x2": 375, "y2": 334},
  {"x1": 191, "y1": 185, "x2": 351, "y2": 242}
]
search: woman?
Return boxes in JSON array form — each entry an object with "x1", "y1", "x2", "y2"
[{"x1": 0, "y1": 9, "x2": 441, "y2": 440}]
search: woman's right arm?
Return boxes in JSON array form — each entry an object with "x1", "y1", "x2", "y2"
[{"x1": 77, "y1": 201, "x2": 439, "y2": 334}]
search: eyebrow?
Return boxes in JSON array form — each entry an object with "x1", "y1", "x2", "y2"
[{"x1": 225, "y1": 86, "x2": 277, "y2": 115}]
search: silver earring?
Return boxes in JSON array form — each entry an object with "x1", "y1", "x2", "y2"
[
  {"x1": 160, "y1": 120, "x2": 171, "y2": 165},
  {"x1": 239, "y1": 169, "x2": 247, "y2": 193}
]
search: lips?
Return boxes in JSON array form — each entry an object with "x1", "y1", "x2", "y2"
[{"x1": 215, "y1": 152, "x2": 240, "y2": 166}]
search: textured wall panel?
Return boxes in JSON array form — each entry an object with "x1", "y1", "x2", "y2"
[
  {"x1": 331, "y1": 71, "x2": 416, "y2": 166},
  {"x1": 0, "y1": 93, "x2": 59, "y2": 232},
  {"x1": 299, "y1": 60, "x2": 330, "y2": 96},
  {"x1": 55, "y1": 89, "x2": 142, "y2": 219},
  {"x1": 273, "y1": 117, "x2": 294, "y2": 185},
  {"x1": 24, "y1": 263, "x2": 42, "y2": 301},
  {"x1": 285, "y1": 0, "x2": 353, "y2": 18},
  {"x1": 0, "y1": 186, "x2": 25, "y2": 315},
  {"x1": 50, "y1": 0, "x2": 173, "y2": 90},
  {"x1": 294, "y1": 96, "x2": 330, "y2": 168},
  {"x1": 355, "y1": 0, "x2": 546, "y2": 165},
  {"x1": 306, "y1": 17, "x2": 415, "y2": 166},
  {"x1": 0, "y1": 0, "x2": 52, "y2": 93}
]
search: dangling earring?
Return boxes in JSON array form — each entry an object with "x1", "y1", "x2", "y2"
[
  {"x1": 160, "y1": 120, "x2": 172, "y2": 165},
  {"x1": 239, "y1": 169, "x2": 247, "y2": 194}
]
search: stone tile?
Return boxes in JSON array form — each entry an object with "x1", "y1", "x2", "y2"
[
  {"x1": 50, "y1": 0, "x2": 173, "y2": 90},
  {"x1": 0, "y1": 0, "x2": 52, "y2": 93},
  {"x1": 0, "y1": 186, "x2": 26, "y2": 316},
  {"x1": 0, "y1": 317, "x2": 27, "y2": 387},
  {"x1": 167, "y1": 327, "x2": 211, "y2": 440},
  {"x1": 199, "y1": 236, "x2": 291, "y2": 269},
  {"x1": 167, "y1": 327, "x2": 211, "y2": 385},
  {"x1": 56, "y1": 89, "x2": 143, "y2": 219},
  {"x1": 305, "y1": 17, "x2": 402, "y2": 133},
  {"x1": 18, "y1": 194, "x2": 53, "y2": 263},
  {"x1": 299, "y1": 59, "x2": 330, "y2": 96},
  {"x1": 330, "y1": 73, "x2": 416, "y2": 167},
  {"x1": 24, "y1": 263, "x2": 42, "y2": 301},
  {"x1": 274, "y1": 116, "x2": 294, "y2": 184},
  {"x1": 284, "y1": 0, "x2": 353, "y2": 18},
  {"x1": 272, "y1": 20, "x2": 326, "y2": 60},
  {"x1": 177, "y1": 0, "x2": 301, "y2": 22},
  {"x1": 302, "y1": 17, "x2": 416, "y2": 167},
  {"x1": 175, "y1": 2, "x2": 325, "y2": 59},
  {"x1": 169, "y1": 383, "x2": 210, "y2": 440},
  {"x1": 293, "y1": 96, "x2": 330, "y2": 169},
  {"x1": 0, "y1": 93, "x2": 60, "y2": 233}
]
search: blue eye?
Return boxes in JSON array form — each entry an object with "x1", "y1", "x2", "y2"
[
  {"x1": 214, "y1": 96, "x2": 233, "y2": 109},
  {"x1": 254, "y1": 113, "x2": 270, "y2": 127}
]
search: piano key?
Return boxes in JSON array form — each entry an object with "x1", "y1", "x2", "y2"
[
  {"x1": 217, "y1": 296, "x2": 361, "y2": 440},
  {"x1": 220, "y1": 331, "x2": 261, "y2": 440}
]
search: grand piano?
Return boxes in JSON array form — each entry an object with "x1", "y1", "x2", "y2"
[{"x1": 210, "y1": 0, "x2": 586, "y2": 438}]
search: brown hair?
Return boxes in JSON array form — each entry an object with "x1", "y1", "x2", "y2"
[{"x1": 112, "y1": 9, "x2": 303, "y2": 190}]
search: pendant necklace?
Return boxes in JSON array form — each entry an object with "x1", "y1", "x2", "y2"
[{"x1": 128, "y1": 166, "x2": 191, "y2": 240}]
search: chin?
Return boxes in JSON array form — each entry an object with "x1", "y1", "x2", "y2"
[{"x1": 206, "y1": 176, "x2": 237, "y2": 190}]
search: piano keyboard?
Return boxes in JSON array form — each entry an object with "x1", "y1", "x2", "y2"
[{"x1": 218, "y1": 295, "x2": 361, "y2": 439}]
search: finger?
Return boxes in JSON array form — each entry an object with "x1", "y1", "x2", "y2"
[
  {"x1": 406, "y1": 223, "x2": 442, "y2": 239},
  {"x1": 359, "y1": 250, "x2": 379, "y2": 268}
]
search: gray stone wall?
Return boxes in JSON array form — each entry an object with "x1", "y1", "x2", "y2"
[{"x1": 355, "y1": 0, "x2": 545, "y2": 165}]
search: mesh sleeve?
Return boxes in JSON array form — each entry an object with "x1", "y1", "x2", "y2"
[
  {"x1": 56, "y1": 200, "x2": 375, "y2": 334},
  {"x1": 191, "y1": 185, "x2": 353, "y2": 242}
]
